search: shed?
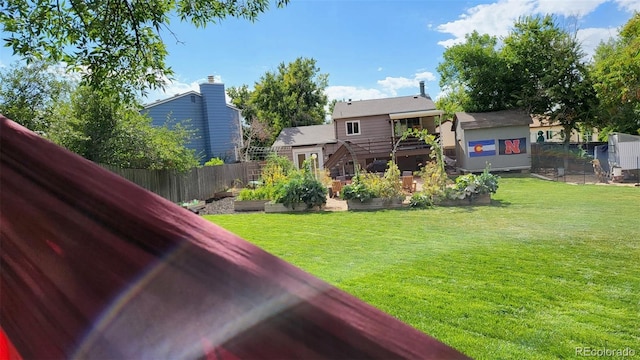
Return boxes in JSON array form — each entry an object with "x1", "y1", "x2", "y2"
[
  {"x1": 608, "y1": 132, "x2": 640, "y2": 171},
  {"x1": 454, "y1": 110, "x2": 533, "y2": 172},
  {"x1": 272, "y1": 124, "x2": 338, "y2": 169}
]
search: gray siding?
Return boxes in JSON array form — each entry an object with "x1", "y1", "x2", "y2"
[
  {"x1": 144, "y1": 94, "x2": 207, "y2": 161},
  {"x1": 335, "y1": 114, "x2": 394, "y2": 156},
  {"x1": 456, "y1": 124, "x2": 531, "y2": 172}
]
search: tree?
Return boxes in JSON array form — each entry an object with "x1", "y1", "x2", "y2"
[
  {"x1": 502, "y1": 15, "x2": 598, "y2": 155},
  {"x1": 0, "y1": 0, "x2": 289, "y2": 97},
  {"x1": 53, "y1": 86, "x2": 200, "y2": 171},
  {"x1": 591, "y1": 13, "x2": 640, "y2": 135},
  {"x1": 435, "y1": 84, "x2": 468, "y2": 121},
  {"x1": 0, "y1": 61, "x2": 72, "y2": 134},
  {"x1": 228, "y1": 57, "x2": 329, "y2": 143},
  {"x1": 437, "y1": 31, "x2": 516, "y2": 112}
]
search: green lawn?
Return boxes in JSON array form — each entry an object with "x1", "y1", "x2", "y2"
[{"x1": 204, "y1": 177, "x2": 640, "y2": 359}]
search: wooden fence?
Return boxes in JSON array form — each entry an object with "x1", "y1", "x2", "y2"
[{"x1": 101, "y1": 163, "x2": 259, "y2": 203}]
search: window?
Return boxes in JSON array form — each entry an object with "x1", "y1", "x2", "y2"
[
  {"x1": 546, "y1": 130, "x2": 554, "y2": 140},
  {"x1": 394, "y1": 117, "x2": 421, "y2": 135},
  {"x1": 346, "y1": 120, "x2": 361, "y2": 136},
  {"x1": 190, "y1": 95, "x2": 196, "y2": 103}
]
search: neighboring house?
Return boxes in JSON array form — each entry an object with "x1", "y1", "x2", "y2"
[
  {"x1": 143, "y1": 77, "x2": 243, "y2": 163},
  {"x1": 454, "y1": 110, "x2": 533, "y2": 173},
  {"x1": 529, "y1": 116, "x2": 598, "y2": 144}
]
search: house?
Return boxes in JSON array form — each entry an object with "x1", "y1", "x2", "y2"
[
  {"x1": 272, "y1": 82, "x2": 445, "y2": 177},
  {"x1": 326, "y1": 82, "x2": 443, "y2": 176},
  {"x1": 454, "y1": 110, "x2": 533, "y2": 173},
  {"x1": 143, "y1": 76, "x2": 243, "y2": 163},
  {"x1": 529, "y1": 116, "x2": 598, "y2": 144}
]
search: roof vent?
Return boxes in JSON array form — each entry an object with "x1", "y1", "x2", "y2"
[
  {"x1": 347, "y1": 98, "x2": 352, "y2": 105},
  {"x1": 207, "y1": 75, "x2": 215, "y2": 84}
]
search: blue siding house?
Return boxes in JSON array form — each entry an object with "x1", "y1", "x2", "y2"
[{"x1": 143, "y1": 78, "x2": 243, "y2": 163}]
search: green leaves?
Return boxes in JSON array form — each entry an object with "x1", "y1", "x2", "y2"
[
  {"x1": 1, "y1": 0, "x2": 289, "y2": 98},
  {"x1": 591, "y1": 13, "x2": 640, "y2": 135},
  {"x1": 437, "y1": 15, "x2": 599, "y2": 145},
  {"x1": 228, "y1": 57, "x2": 329, "y2": 144}
]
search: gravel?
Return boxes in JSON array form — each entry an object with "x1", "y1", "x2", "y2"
[{"x1": 202, "y1": 196, "x2": 236, "y2": 215}]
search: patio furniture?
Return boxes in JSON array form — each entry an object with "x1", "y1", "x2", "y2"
[
  {"x1": 331, "y1": 180, "x2": 344, "y2": 198},
  {"x1": 402, "y1": 176, "x2": 417, "y2": 192}
]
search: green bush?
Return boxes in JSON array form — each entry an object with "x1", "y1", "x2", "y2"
[
  {"x1": 261, "y1": 154, "x2": 295, "y2": 186},
  {"x1": 446, "y1": 165, "x2": 499, "y2": 200},
  {"x1": 204, "y1": 157, "x2": 224, "y2": 166},
  {"x1": 274, "y1": 173, "x2": 327, "y2": 209},
  {"x1": 409, "y1": 192, "x2": 435, "y2": 208},
  {"x1": 341, "y1": 161, "x2": 404, "y2": 202},
  {"x1": 237, "y1": 186, "x2": 278, "y2": 201}
]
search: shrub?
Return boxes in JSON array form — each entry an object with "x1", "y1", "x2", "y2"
[
  {"x1": 274, "y1": 159, "x2": 327, "y2": 209},
  {"x1": 261, "y1": 154, "x2": 295, "y2": 187},
  {"x1": 409, "y1": 192, "x2": 435, "y2": 208},
  {"x1": 204, "y1": 157, "x2": 224, "y2": 166},
  {"x1": 446, "y1": 165, "x2": 499, "y2": 200},
  {"x1": 236, "y1": 186, "x2": 278, "y2": 201},
  {"x1": 341, "y1": 161, "x2": 404, "y2": 202}
]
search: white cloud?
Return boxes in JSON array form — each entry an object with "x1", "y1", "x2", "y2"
[
  {"x1": 325, "y1": 85, "x2": 388, "y2": 102},
  {"x1": 377, "y1": 71, "x2": 436, "y2": 96},
  {"x1": 142, "y1": 75, "x2": 232, "y2": 104},
  {"x1": 436, "y1": 0, "x2": 612, "y2": 48},
  {"x1": 437, "y1": 0, "x2": 535, "y2": 47},
  {"x1": 577, "y1": 27, "x2": 620, "y2": 59},
  {"x1": 614, "y1": 0, "x2": 640, "y2": 12},
  {"x1": 534, "y1": 0, "x2": 605, "y2": 17}
]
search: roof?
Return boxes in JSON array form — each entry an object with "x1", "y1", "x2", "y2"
[
  {"x1": 332, "y1": 95, "x2": 437, "y2": 120},
  {"x1": 611, "y1": 132, "x2": 640, "y2": 143},
  {"x1": 454, "y1": 110, "x2": 533, "y2": 130},
  {"x1": 143, "y1": 91, "x2": 201, "y2": 109},
  {"x1": 272, "y1": 124, "x2": 336, "y2": 147}
]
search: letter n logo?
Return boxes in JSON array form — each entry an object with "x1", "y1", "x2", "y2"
[{"x1": 505, "y1": 139, "x2": 521, "y2": 154}]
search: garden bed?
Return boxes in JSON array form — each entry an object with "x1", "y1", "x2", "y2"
[
  {"x1": 264, "y1": 202, "x2": 323, "y2": 213},
  {"x1": 233, "y1": 199, "x2": 269, "y2": 212},
  {"x1": 346, "y1": 197, "x2": 405, "y2": 211}
]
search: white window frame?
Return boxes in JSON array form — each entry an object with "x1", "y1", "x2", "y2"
[
  {"x1": 292, "y1": 147, "x2": 324, "y2": 169},
  {"x1": 345, "y1": 120, "x2": 361, "y2": 136}
]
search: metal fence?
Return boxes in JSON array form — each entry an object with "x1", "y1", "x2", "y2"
[
  {"x1": 102, "y1": 163, "x2": 258, "y2": 203},
  {"x1": 531, "y1": 143, "x2": 602, "y2": 184}
]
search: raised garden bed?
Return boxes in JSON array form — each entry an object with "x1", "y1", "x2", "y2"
[
  {"x1": 439, "y1": 193, "x2": 491, "y2": 206},
  {"x1": 264, "y1": 202, "x2": 323, "y2": 213},
  {"x1": 233, "y1": 199, "x2": 269, "y2": 212},
  {"x1": 346, "y1": 197, "x2": 405, "y2": 211}
]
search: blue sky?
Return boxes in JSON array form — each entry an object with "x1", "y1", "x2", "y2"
[{"x1": 1, "y1": 0, "x2": 638, "y2": 104}]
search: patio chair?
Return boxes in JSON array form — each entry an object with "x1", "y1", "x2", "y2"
[
  {"x1": 402, "y1": 175, "x2": 417, "y2": 193},
  {"x1": 331, "y1": 180, "x2": 344, "y2": 198}
]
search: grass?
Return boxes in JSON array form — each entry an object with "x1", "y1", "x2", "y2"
[{"x1": 204, "y1": 176, "x2": 640, "y2": 359}]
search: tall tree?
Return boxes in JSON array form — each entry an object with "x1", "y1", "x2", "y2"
[
  {"x1": 435, "y1": 84, "x2": 468, "y2": 121},
  {"x1": 0, "y1": 0, "x2": 288, "y2": 97},
  {"x1": 502, "y1": 15, "x2": 598, "y2": 153},
  {"x1": 437, "y1": 31, "x2": 515, "y2": 112},
  {"x1": 228, "y1": 57, "x2": 329, "y2": 143},
  {"x1": 0, "y1": 61, "x2": 72, "y2": 135},
  {"x1": 591, "y1": 13, "x2": 640, "y2": 135}
]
